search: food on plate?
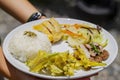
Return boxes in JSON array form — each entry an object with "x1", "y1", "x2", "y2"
[
  {"x1": 8, "y1": 29, "x2": 51, "y2": 62},
  {"x1": 26, "y1": 18, "x2": 110, "y2": 76},
  {"x1": 33, "y1": 18, "x2": 63, "y2": 43},
  {"x1": 61, "y1": 23, "x2": 109, "y2": 63},
  {"x1": 62, "y1": 24, "x2": 108, "y2": 47},
  {"x1": 26, "y1": 49, "x2": 105, "y2": 76},
  {"x1": 84, "y1": 43, "x2": 109, "y2": 62},
  {"x1": 8, "y1": 18, "x2": 110, "y2": 76}
]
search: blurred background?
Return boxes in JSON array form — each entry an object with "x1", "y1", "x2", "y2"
[{"x1": 0, "y1": 0, "x2": 120, "y2": 80}]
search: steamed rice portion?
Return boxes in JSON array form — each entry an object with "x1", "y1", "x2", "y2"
[{"x1": 8, "y1": 29, "x2": 51, "y2": 62}]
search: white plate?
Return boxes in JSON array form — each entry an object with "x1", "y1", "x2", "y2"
[{"x1": 2, "y1": 18, "x2": 118, "y2": 80}]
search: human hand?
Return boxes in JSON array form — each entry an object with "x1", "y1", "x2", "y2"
[
  {"x1": 1, "y1": 46, "x2": 96, "y2": 80},
  {"x1": 7, "y1": 62, "x2": 43, "y2": 80},
  {"x1": 0, "y1": 46, "x2": 43, "y2": 80},
  {"x1": 74, "y1": 77, "x2": 90, "y2": 80},
  {"x1": 40, "y1": 16, "x2": 46, "y2": 19},
  {"x1": 8, "y1": 59, "x2": 96, "y2": 80},
  {"x1": 74, "y1": 73, "x2": 98, "y2": 80}
]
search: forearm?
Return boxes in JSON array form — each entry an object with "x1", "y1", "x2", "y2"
[{"x1": 0, "y1": 0, "x2": 41, "y2": 23}]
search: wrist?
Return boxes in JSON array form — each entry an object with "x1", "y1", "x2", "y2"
[{"x1": 27, "y1": 12, "x2": 46, "y2": 22}]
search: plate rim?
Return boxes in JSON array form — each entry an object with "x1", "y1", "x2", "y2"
[{"x1": 2, "y1": 18, "x2": 118, "y2": 79}]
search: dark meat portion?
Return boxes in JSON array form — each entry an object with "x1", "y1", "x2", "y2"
[
  {"x1": 85, "y1": 43, "x2": 109, "y2": 62},
  {"x1": 94, "y1": 56, "x2": 103, "y2": 62},
  {"x1": 90, "y1": 49, "x2": 109, "y2": 62},
  {"x1": 99, "y1": 50, "x2": 109, "y2": 61}
]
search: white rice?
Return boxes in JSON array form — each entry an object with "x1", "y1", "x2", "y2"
[{"x1": 8, "y1": 29, "x2": 51, "y2": 62}]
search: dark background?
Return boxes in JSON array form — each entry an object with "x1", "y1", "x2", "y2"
[{"x1": 29, "y1": 0, "x2": 120, "y2": 30}]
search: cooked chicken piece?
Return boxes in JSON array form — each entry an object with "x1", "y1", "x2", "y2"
[
  {"x1": 90, "y1": 56, "x2": 102, "y2": 62},
  {"x1": 94, "y1": 56, "x2": 103, "y2": 62},
  {"x1": 99, "y1": 50, "x2": 109, "y2": 61},
  {"x1": 85, "y1": 44, "x2": 92, "y2": 50},
  {"x1": 85, "y1": 43, "x2": 109, "y2": 62},
  {"x1": 90, "y1": 52, "x2": 96, "y2": 57}
]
